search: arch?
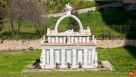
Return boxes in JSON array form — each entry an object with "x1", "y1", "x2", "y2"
[{"x1": 54, "y1": 15, "x2": 83, "y2": 32}]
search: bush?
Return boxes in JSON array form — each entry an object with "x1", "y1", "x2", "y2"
[
  {"x1": 55, "y1": 63, "x2": 60, "y2": 69},
  {"x1": 67, "y1": 63, "x2": 72, "y2": 69},
  {"x1": 78, "y1": 62, "x2": 82, "y2": 68}
]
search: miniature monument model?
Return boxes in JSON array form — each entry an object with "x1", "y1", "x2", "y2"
[{"x1": 40, "y1": 4, "x2": 98, "y2": 69}]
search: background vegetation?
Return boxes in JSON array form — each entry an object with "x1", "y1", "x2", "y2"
[
  {"x1": 1, "y1": 7, "x2": 136, "y2": 39},
  {"x1": 1, "y1": 0, "x2": 133, "y2": 40}
]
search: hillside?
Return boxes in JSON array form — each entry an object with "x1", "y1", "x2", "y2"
[{"x1": 0, "y1": 6, "x2": 136, "y2": 40}]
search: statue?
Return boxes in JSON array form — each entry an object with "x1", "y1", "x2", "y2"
[{"x1": 65, "y1": 3, "x2": 73, "y2": 15}]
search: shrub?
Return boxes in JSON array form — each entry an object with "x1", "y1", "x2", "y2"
[
  {"x1": 55, "y1": 63, "x2": 60, "y2": 69},
  {"x1": 67, "y1": 63, "x2": 72, "y2": 69},
  {"x1": 78, "y1": 62, "x2": 82, "y2": 68}
]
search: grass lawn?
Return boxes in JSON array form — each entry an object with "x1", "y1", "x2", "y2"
[
  {"x1": 0, "y1": 72, "x2": 128, "y2": 77},
  {"x1": 0, "y1": 47, "x2": 136, "y2": 77}
]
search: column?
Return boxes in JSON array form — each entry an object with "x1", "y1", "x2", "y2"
[
  {"x1": 92, "y1": 49, "x2": 94, "y2": 66},
  {"x1": 60, "y1": 37, "x2": 62, "y2": 43},
  {"x1": 83, "y1": 49, "x2": 88, "y2": 68},
  {"x1": 58, "y1": 37, "x2": 60, "y2": 43},
  {"x1": 75, "y1": 37, "x2": 78, "y2": 43},
  {"x1": 67, "y1": 36, "x2": 70, "y2": 44},
  {"x1": 79, "y1": 37, "x2": 82, "y2": 43},
  {"x1": 83, "y1": 37, "x2": 86, "y2": 43},
  {"x1": 87, "y1": 36, "x2": 89, "y2": 43},
  {"x1": 69, "y1": 36, "x2": 71, "y2": 44},
  {"x1": 63, "y1": 36, "x2": 65, "y2": 43},
  {"x1": 72, "y1": 49, "x2": 77, "y2": 68},
  {"x1": 56, "y1": 37, "x2": 58, "y2": 43},
  {"x1": 85, "y1": 37, "x2": 87, "y2": 43},
  {"x1": 40, "y1": 49, "x2": 46, "y2": 69},
  {"x1": 61, "y1": 49, "x2": 66, "y2": 68},
  {"x1": 71, "y1": 36, "x2": 74, "y2": 44},
  {"x1": 63, "y1": 37, "x2": 66, "y2": 43},
  {"x1": 50, "y1": 49, "x2": 54, "y2": 67},
  {"x1": 48, "y1": 37, "x2": 51, "y2": 43},
  {"x1": 52, "y1": 37, "x2": 54, "y2": 43},
  {"x1": 82, "y1": 37, "x2": 84, "y2": 43},
  {"x1": 92, "y1": 48, "x2": 97, "y2": 68}
]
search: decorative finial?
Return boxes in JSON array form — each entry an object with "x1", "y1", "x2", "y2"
[{"x1": 65, "y1": 3, "x2": 73, "y2": 15}]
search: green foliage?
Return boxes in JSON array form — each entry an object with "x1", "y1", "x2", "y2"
[
  {"x1": 44, "y1": 0, "x2": 95, "y2": 13},
  {"x1": 78, "y1": 62, "x2": 82, "y2": 68},
  {"x1": 0, "y1": 0, "x2": 9, "y2": 7},
  {"x1": 0, "y1": 7, "x2": 136, "y2": 39},
  {"x1": 0, "y1": 32, "x2": 41, "y2": 40},
  {"x1": 67, "y1": 63, "x2": 72, "y2": 69},
  {"x1": 55, "y1": 63, "x2": 60, "y2": 69}
]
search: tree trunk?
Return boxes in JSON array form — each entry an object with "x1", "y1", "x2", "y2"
[
  {"x1": 17, "y1": 17, "x2": 22, "y2": 34},
  {"x1": 10, "y1": 18, "x2": 14, "y2": 35}
]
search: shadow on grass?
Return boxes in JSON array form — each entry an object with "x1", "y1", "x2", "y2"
[
  {"x1": 98, "y1": 6, "x2": 136, "y2": 39},
  {"x1": 95, "y1": 0, "x2": 136, "y2": 69},
  {"x1": 124, "y1": 46, "x2": 136, "y2": 59}
]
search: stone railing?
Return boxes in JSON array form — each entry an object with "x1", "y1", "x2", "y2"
[
  {"x1": 97, "y1": 39, "x2": 136, "y2": 48},
  {"x1": 0, "y1": 39, "x2": 136, "y2": 51}
]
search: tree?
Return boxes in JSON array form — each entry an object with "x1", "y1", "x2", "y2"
[
  {"x1": 0, "y1": 0, "x2": 9, "y2": 31},
  {"x1": 7, "y1": 0, "x2": 46, "y2": 35}
]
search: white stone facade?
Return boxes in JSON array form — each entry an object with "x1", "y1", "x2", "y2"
[{"x1": 40, "y1": 4, "x2": 97, "y2": 69}]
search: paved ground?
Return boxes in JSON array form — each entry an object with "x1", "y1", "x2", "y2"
[{"x1": 22, "y1": 60, "x2": 113, "y2": 72}]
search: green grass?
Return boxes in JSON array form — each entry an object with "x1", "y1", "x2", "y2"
[
  {"x1": 0, "y1": 47, "x2": 136, "y2": 76},
  {"x1": 0, "y1": 50, "x2": 40, "y2": 72},
  {"x1": 0, "y1": 72, "x2": 128, "y2": 77},
  {"x1": 97, "y1": 47, "x2": 136, "y2": 72}
]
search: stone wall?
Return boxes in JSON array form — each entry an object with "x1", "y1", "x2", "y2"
[
  {"x1": 0, "y1": 40, "x2": 41, "y2": 51},
  {"x1": 97, "y1": 39, "x2": 136, "y2": 48},
  {"x1": 0, "y1": 39, "x2": 136, "y2": 51}
]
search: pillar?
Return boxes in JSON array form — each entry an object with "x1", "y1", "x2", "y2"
[
  {"x1": 71, "y1": 36, "x2": 74, "y2": 44},
  {"x1": 67, "y1": 36, "x2": 70, "y2": 44},
  {"x1": 48, "y1": 37, "x2": 51, "y2": 43},
  {"x1": 79, "y1": 37, "x2": 82, "y2": 43},
  {"x1": 61, "y1": 49, "x2": 66, "y2": 68},
  {"x1": 72, "y1": 49, "x2": 77, "y2": 68},
  {"x1": 87, "y1": 36, "x2": 89, "y2": 43},
  {"x1": 75, "y1": 37, "x2": 78, "y2": 43},
  {"x1": 63, "y1": 37, "x2": 66, "y2": 44},
  {"x1": 83, "y1": 49, "x2": 88, "y2": 68},
  {"x1": 82, "y1": 37, "x2": 85, "y2": 43},
  {"x1": 56, "y1": 36, "x2": 58, "y2": 43},
  {"x1": 50, "y1": 49, "x2": 54, "y2": 67},
  {"x1": 40, "y1": 49, "x2": 46, "y2": 69},
  {"x1": 60, "y1": 37, "x2": 62, "y2": 43},
  {"x1": 52, "y1": 37, "x2": 54, "y2": 43},
  {"x1": 58, "y1": 37, "x2": 60, "y2": 43}
]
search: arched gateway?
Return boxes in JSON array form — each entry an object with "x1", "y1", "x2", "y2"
[{"x1": 40, "y1": 4, "x2": 98, "y2": 69}]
